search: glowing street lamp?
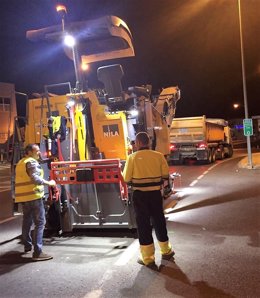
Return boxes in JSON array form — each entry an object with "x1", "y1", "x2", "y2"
[
  {"x1": 81, "y1": 63, "x2": 89, "y2": 72},
  {"x1": 64, "y1": 34, "x2": 75, "y2": 47},
  {"x1": 56, "y1": 4, "x2": 67, "y2": 32}
]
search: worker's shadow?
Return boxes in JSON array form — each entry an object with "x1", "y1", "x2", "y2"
[
  {"x1": 120, "y1": 260, "x2": 234, "y2": 298},
  {"x1": 158, "y1": 260, "x2": 234, "y2": 298},
  {"x1": 0, "y1": 251, "x2": 32, "y2": 275}
]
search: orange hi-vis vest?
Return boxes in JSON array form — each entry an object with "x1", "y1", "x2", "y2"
[{"x1": 15, "y1": 157, "x2": 44, "y2": 203}]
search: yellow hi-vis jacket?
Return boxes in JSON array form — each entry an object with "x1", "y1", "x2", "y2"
[
  {"x1": 15, "y1": 157, "x2": 44, "y2": 203},
  {"x1": 123, "y1": 149, "x2": 169, "y2": 191}
]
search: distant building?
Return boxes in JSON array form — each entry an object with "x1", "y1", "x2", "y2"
[{"x1": 0, "y1": 82, "x2": 17, "y2": 160}]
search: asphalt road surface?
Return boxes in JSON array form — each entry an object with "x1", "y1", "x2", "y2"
[{"x1": 0, "y1": 150, "x2": 259, "y2": 298}]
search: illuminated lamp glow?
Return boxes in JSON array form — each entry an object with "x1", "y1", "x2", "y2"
[
  {"x1": 64, "y1": 35, "x2": 75, "y2": 47},
  {"x1": 66, "y1": 100, "x2": 75, "y2": 108},
  {"x1": 129, "y1": 109, "x2": 138, "y2": 117},
  {"x1": 56, "y1": 5, "x2": 67, "y2": 14},
  {"x1": 81, "y1": 63, "x2": 89, "y2": 71}
]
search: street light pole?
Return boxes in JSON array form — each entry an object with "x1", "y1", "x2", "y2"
[
  {"x1": 71, "y1": 44, "x2": 82, "y2": 92},
  {"x1": 237, "y1": 0, "x2": 253, "y2": 168},
  {"x1": 63, "y1": 34, "x2": 83, "y2": 93},
  {"x1": 56, "y1": 5, "x2": 83, "y2": 93},
  {"x1": 56, "y1": 5, "x2": 67, "y2": 32}
]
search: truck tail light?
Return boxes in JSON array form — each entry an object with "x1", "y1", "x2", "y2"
[
  {"x1": 198, "y1": 142, "x2": 207, "y2": 149},
  {"x1": 170, "y1": 144, "x2": 177, "y2": 151}
]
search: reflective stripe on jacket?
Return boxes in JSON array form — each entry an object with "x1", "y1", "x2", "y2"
[
  {"x1": 15, "y1": 157, "x2": 44, "y2": 202},
  {"x1": 123, "y1": 149, "x2": 169, "y2": 191}
]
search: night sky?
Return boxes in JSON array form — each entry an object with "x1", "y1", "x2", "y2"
[{"x1": 1, "y1": 0, "x2": 260, "y2": 119}]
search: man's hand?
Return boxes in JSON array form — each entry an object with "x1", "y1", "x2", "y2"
[{"x1": 48, "y1": 180, "x2": 56, "y2": 187}]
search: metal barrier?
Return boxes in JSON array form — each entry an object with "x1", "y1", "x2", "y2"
[{"x1": 50, "y1": 158, "x2": 128, "y2": 199}]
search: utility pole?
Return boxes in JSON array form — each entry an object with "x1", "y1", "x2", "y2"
[{"x1": 237, "y1": 0, "x2": 253, "y2": 168}]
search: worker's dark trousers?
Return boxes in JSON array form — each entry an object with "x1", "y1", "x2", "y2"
[{"x1": 132, "y1": 190, "x2": 169, "y2": 245}]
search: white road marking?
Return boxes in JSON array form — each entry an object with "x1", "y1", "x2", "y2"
[
  {"x1": 189, "y1": 161, "x2": 222, "y2": 187},
  {"x1": 189, "y1": 180, "x2": 198, "y2": 187},
  {"x1": 83, "y1": 242, "x2": 139, "y2": 298},
  {"x1": 84, "y1": 289, "x2": 103, "y2": 298},
  {"x1": 114, "y1": 240, "x2": 139, "y2": 266},
  {"x1": 208, "y1": 163, "x2": 218, "y2": 171},
  {"x1": 0, "y1": 217, "x2": 15, "y2": 224}
]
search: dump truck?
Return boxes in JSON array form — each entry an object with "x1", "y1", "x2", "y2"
[
  {"x1": 169, "y1": 116, "x2": 233, "y2": 164},
  {"x1": 12, "y1": 15, "x2": 181, "y2": 233},
  {"x1": 0, "y1": 82, "x2": 17, "y2": 161}
]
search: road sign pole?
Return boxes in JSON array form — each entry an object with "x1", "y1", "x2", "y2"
[{"x1": 245, "y1": 136, "x2": 253, "y2": 168}]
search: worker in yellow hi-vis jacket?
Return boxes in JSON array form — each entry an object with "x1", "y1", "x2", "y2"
[
  {"x1": 15, "y1": 144, "x2": 56, "y2": 262},
  {"x1": 123, "y1": 132, "x2": 175, "y2": 267}
]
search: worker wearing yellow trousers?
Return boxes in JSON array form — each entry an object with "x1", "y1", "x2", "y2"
[{"x1": 123, "y1": 132, "x2": 175, "y2": 266}]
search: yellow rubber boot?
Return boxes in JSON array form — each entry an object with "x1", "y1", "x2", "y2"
[
  {"x1": 158, "y1": 240, "x2": 175, "y2": 259},
  {"x1": 139, "y1": 243, "x2": 155, "y2": 265}
]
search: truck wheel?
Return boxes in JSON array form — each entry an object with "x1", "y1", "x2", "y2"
[
  {"x1": 227, "y1": 146, "x2": 233, "y2": 158},
  {"x1": 211, "y1": 149, "x2": 216, "y2": 163},
  {"x1": 219, "y1": 148, "x2": 225, "y2": 160},
  {"x1": 207, "y1": 150, "x2": 212, "y2": 164}
]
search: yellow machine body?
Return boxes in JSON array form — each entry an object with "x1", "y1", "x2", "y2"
[{"x1": 25, "y1": 91, "x2": 129, "y2": 160}]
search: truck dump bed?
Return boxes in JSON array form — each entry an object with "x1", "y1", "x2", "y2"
[
  {"x1": 170, "y1": 116, "x2": 225, "y2": 144},
  {"x1": 169, "y1": 115, "x2": 233, "y2": 164}
]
